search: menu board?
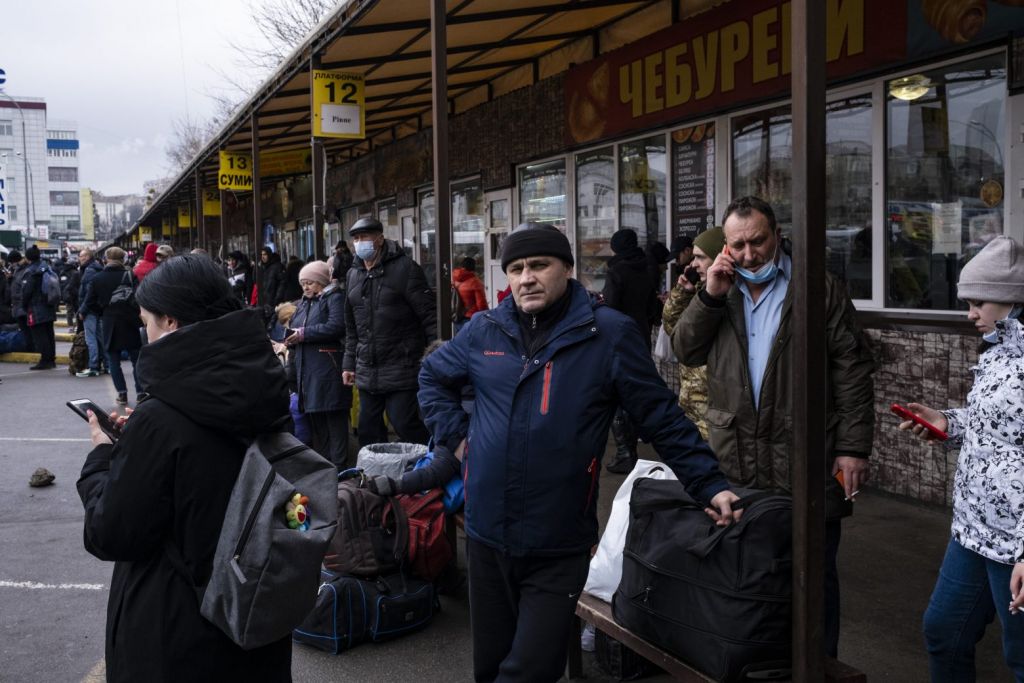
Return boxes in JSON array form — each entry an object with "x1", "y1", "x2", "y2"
[{"x1": 672, "y1": 121, "x2": 716, "y2": 240}]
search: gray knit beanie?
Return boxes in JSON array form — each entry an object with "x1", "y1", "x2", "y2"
[{"x1": 958, "y1": 236, "x2": 1024, "y2": 304}]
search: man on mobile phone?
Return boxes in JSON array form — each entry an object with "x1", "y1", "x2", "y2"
[{"x1": 673, "y1": 196, "x2": 875, "y2": 657}]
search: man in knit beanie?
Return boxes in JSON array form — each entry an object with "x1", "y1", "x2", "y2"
[{"x1": 419, "y1": 221, "x2": 740, "y2": 682}]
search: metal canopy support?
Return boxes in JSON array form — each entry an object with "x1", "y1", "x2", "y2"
[
  {"x1": 219, "y1": 190, "x2": 226, "y2": 260},
  {"x1": 251, "y1": 111, "x2": 263, "y2": 297},
  {"x1": 790, "y1": 0, "x2": 827, "y2": 680},
  {"x1": 311, "y1": 52, "x2": 326, "y2": 261},
  {"x1": 431, "y1": 0, "x2": 453, "y2": 341},
  {"x1": 194, "y1": 170, "x2": 204, "y2": 251}
]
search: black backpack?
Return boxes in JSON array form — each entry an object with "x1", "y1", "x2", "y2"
[
  {"x1": 322, "y1": 473, "x2": 408, "y2": 577},
  {"x1": 613, "y1": 479, "x2": 792, "y2": 682}
]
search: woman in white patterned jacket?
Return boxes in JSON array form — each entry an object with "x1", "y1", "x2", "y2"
[{"x1": 898, "y1": 235, "x2": 1024, "y2": 681}]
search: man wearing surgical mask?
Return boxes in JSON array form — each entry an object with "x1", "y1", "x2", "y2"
[
  {"x1": 673, "y1": 196, "x2": 876, "y2": 659},
  {"x1": 343, "y1": 217, "x2": 435, "y2": 447}
]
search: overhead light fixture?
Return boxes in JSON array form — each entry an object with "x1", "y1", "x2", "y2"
[{"x1": 889, "y1": 75, "x2": 932, "y2": 101}]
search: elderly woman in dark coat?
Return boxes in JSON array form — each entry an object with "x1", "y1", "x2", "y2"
[
  {"x1": 81, "y1": 247, "x2": 143, "y2": 405},
  {"x1": 77, "y1": 255, "x2": 292, "y2": 682},
  {"x1": 284, "y1": 260, "x2": 352, "y2": 469}
]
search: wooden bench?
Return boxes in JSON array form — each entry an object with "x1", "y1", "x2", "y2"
[{"x1": 567, "y1": 592, "x2": 866, "y2": 682}]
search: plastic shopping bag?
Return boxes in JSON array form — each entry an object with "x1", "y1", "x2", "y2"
[
  {"x1": 583, "y1": 459, "x2": 678, "y2": 603},
  {"x1": 653, "y1": 326, "x2": 674, "y2": 363}
]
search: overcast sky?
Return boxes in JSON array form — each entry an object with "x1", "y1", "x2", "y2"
[{"x1": 3, "y1": 0, "x2": 274, "y2": 195}]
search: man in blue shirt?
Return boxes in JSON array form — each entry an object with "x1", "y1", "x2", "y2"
[{"x1": 672, "y1": 196, "x2": 875, "y2": 658}]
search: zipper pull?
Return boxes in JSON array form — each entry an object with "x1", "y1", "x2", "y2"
[
  {"x1": 230, "y1": 556, "x2": 248, "y2": 584},
  {"x1": 531, "y1": 314, "x2": 537, "y2": 330},
  {"x1": 587, "y1": 459, "x2": 595, "y2": 474}
]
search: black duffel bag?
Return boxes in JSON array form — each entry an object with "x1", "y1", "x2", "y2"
[
  {"x1": 293, "y1": 570, "x2": 439, "y2": 654},
  {"x1": 612, "y1": 479, "x2": 792, "y2": 682}
]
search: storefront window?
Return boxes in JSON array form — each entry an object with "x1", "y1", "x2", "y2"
[
  {"x1": 887, "y1": 54, "x2": 1005, "y2": 309},
  {"x1": 619, "y1": 135, "x2": 667, "y2": 249},
  {"x1": 825, "y1": 95, "x2": 873, "y2": 300},
  {"x1": 732, "y1": 97, "x2": 874, "y2": 299},
  {"x1": 519, "y1": 159, "x2": 567, "y2": 231},
  {"x1": 576, "y1": 147, "x2": 616, "y2": 290},
  {"x1": 377, "y1": 198, "x2": 399, "y2": 243},
  {"x1": 418, "y1": 189, "x2": 436, "y2": 286},
  {"x1": 732, "y1": 106, "x2": 793, "y2": 233},
  {"x1": 452, "y1": 179, "x2": 485, "y2": 278}
]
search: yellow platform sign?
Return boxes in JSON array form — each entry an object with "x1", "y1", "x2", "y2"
[
  {"x1": 219, "y1": 151, "x2": 253, "y2": 190},
  {"x1": 312, "y1": 70, "x2": 365, "y2": 139},
  {"x1": 203, "y1": 189, "x2": 221, "y2": 216}
]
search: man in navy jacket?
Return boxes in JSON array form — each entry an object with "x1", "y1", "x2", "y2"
[{"x1": 419, "y1": 223, "x2": 740, "y2": 682}]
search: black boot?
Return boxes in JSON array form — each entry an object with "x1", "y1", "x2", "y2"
[{"x1": 606, "y1": 409, "x2": 638, "y2": 474}]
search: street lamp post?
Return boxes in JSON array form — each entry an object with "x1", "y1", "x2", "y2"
[{"x1": 0, "y1": 90, "x2": 33, "y2": 231}]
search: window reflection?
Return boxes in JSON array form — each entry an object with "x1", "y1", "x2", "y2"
[
  {"x1": 886, "y1": 54, "x2": 1005, "y2": 309},
  {"x1": 576, "y1": 147, "x2": 616, "y2": 290},
  {"x1": 519, "y1": 159, "x2": 567, "y2": 231},
  {"x1": 619, "y1": 136, "x2": 666, "y2": 249}
]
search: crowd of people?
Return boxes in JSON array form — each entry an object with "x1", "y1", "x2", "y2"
[{"x1": 0, "y1": 196, "x2": 1014, "y2": 681}]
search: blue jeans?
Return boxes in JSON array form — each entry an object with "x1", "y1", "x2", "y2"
[
  {"x1": 923, "y1": 539, "x2": 1024, "y2": 681},
  {"x1": 106, "y1": 347, "x2": 141, "y2": 396},
  {"x1": 83, "y1": 314, "x2": 103, "y2": 371}
]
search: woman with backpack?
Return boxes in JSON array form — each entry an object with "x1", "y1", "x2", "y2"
[
  {"x1": 80, "y1": 247, "x2": 143, "y2": 405},
  {"x1": 77, "y1": 254, "x2": 293, "y2": 682},
  {"x1": 896, "y1": 236, "x2": 1024, "y2": 680}
]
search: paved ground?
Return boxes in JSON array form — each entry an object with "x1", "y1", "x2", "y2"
[{"x1": 0, "y1": 353, "x2": 1013, "y2": 681}]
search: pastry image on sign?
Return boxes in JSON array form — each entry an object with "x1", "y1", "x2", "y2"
[
  {"x1": 921, "y1": 0, "x2": 986, "y2": 44},
  {"x1": 980, "y1": 179, "x2": 1003, "y2": 207},
  {"x1": 569, "y1": 63, "x2": 610, "y2": 143},
  {"x1": 672, "y1": 126, "x2": 694, "y2": 144},
  {"x1": 691, "y1": 123, "x2": 708, "y2": 143}
]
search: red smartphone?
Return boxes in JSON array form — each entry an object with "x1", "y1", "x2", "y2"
[{"x1": 891, "y1": 403, "x2": 947, "y2": 441}]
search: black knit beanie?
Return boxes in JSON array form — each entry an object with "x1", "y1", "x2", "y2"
[
  {"x1": 500, "y1": 222, "x2": 574, "y2": 272},
  {"x1": 610, "y1": 228, "x2": 638, "y2": 254},
  {"x1": 25, "y1": 245, "x2": 40, "y2": 262}
]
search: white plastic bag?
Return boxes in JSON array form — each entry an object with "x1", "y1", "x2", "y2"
[
  {"x1": 653, "y1": 325, "x2": 674, "y2": 362},
  {"x1": 355, "y1": 442, "x2": 428, "y2": 479},
  {"x1": 583, "y1": 459, "x2": 679, "y2": 603}
]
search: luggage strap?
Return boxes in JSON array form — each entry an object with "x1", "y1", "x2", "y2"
[{"x1": 687, "y1": 491, "x2": 783, "y2": 559}]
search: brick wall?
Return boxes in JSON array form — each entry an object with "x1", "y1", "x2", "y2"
[
  {"x1": 654, "y1": 327, "x2": 977, "y2": 507},
  {"x1": 324, "y1": 73, "x2": 566, "y2": 210}
]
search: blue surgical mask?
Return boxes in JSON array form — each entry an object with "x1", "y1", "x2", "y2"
[
  {"x1": 982, "y1": 305, "x2": 1024, "y2": 344},
  {"x1": 733, "y1": 244, "x2": 780, "y2": 284},
  {"x1": 355, "y1": 240, "x2": 377, "y2": 261}
]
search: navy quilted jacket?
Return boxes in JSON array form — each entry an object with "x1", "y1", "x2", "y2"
[{"x1": 418, "y1": 280, "x2": 729, "y2": 556}]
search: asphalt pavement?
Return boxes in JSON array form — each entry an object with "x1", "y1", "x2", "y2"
[{"x1": 0, "y1": 353, "x2": 1014, "y2": 682}]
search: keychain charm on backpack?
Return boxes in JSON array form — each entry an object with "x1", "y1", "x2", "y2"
[{"x1": 285, "y1": 493, "x2": 311, "y2": 531}]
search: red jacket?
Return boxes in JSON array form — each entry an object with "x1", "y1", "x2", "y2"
[
  {"x1": 452, "y1": 268, "x2": 488, "y2": 319},
  {"x1": 133, "y1": 243, "x2": 159, "y2": 281}
]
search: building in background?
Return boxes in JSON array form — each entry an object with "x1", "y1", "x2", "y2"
[
  {"x1": 46, "y1": 119, "x2": 81, "y2": 240},
  {"x1": 91, "y1": 191, "x2": 145, "y2": 242},
  {"x1": 0, "y1": 95, "x2": 49, "y2": 234},
  {"x1": 80, "y1": 188, "x2": 95, "y2": 241}
]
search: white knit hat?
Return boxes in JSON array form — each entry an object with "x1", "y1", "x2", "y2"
[{"x1": 958, "y1": 236, "x2": 1024, "y2": 304}]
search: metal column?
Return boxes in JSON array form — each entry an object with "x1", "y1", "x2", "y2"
[
  {"x1": 219, "y1": 190, "x2": 226, "y2": 260},
  {"x1": 311, "y1": 53, "x2": 327, "y2": 260},
  {"x1": 194, "y1": 170, "x2": 204, "y2": 251},
  {"x1": 251, "y1": 112, "x2": 262, "y2": 303},
  {"x1": 431, "y1": 0, "x2": 453, "y2": 340},
  {"x1": 790, "y1": 0, "x2": 827, "y2": 680}
]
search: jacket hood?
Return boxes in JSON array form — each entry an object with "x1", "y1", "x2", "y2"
[
  {"x1": 608, "y1": 246, "x2": 648, "y2": 269},
  {"x1": 142, "y1": 243, "x2": 159, "y2": 263},
  {"x1": 136, "y1": 308, "x2": 289, "y2": 437}
]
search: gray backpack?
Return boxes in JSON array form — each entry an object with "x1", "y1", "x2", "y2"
[{"x1": 169, "y1": 432, "x2": 338, "y2": 650}]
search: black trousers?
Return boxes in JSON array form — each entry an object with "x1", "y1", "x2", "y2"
[
  {"x1": 28, "y1": 322, "x2": 55, "y2": 364},
  {"x1": 466, "y1": 537, "x2": 590, "y2": 683},
  {"x1": 356, "y1": 388, "x2": 429, "y2": 447},
  {"x1": 307, "y1": 410, "x2": 351, "y2": 470}
]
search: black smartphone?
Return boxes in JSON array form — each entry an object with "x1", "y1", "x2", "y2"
[
  {"x1": 67, "y1": 399, "x2": 121, "y2": 442},
  {"x1": 684, "y1": 267, "x2": 701, "y2": 285}
]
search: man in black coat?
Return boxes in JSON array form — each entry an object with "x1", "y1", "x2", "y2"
[
  {"x1": 81, "y1": 247, "x2": 142, "y2": 404},
  {"x1": 19, "y1": 245, "x2": 58, "y2": 369},
  {"x1": 77, "y1": 248, "x2": 106, "y2": 376},
  {"x1": 343, "y1": 217, "x2": 435, "y2": 447},
  {"x1": 602, "y1": 228, "x2": 660, "y2": 473}
]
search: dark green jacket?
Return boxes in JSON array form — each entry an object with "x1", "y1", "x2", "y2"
[{"x1": 673, "y1": 270, "x2": 874, "y2": 502}]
